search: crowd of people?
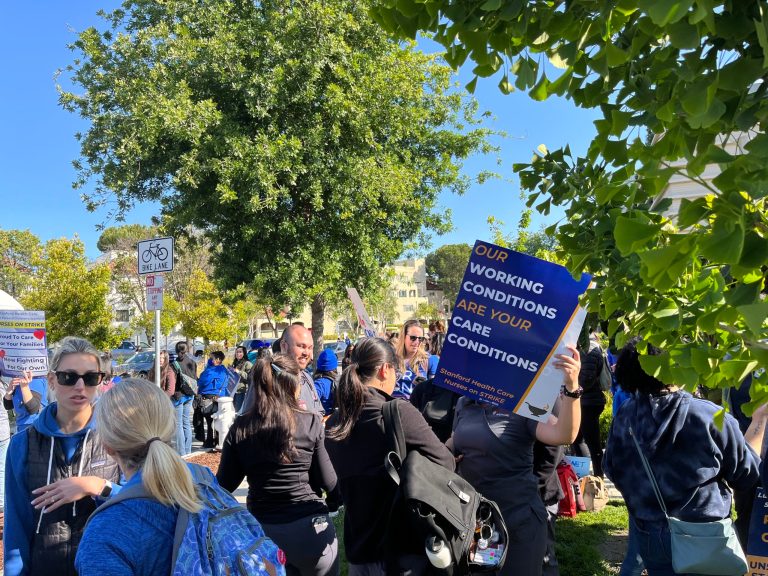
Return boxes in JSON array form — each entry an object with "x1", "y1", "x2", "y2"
[{"x1": 1, "y1": 318, "x2": 766, "y2": 576}]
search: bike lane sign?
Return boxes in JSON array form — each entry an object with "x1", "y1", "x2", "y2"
[{"x1": 137, "y1": 237, "x2": 174, "y2": 275}]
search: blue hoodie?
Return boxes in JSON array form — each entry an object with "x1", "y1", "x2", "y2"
[
  {"x1": 196, "y1": 364, "x2": 229, "y2": 396},
  {"x1": 75, "y1": 470, "x2": 177, "y2": 576},
  {"x1": 604, "y1": 391, "x2": 760, "y2": 524},
  {"x1": 4, "y1": 403, "x2": 105, "y2": 576},
  {"x1": 12, "y1": 376, "x2": 49, "y2": 432}
]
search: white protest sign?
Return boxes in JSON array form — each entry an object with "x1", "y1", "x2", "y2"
[
  {"x1": 346, "y1": 287, "x2": 377, "y2": 337},
  {"x1": 137, "y1": 237, "x2": 174, "y2": 275},
  {"x1": 0, "y1": 310, "x2": 49, "y2": 377}
]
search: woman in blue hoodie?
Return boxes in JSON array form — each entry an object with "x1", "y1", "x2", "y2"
[
  {"x1": 604, "y1": 338, "x2": 762, "y2": 576},
  {"x1": 196, "y1": 350, "x2": 229, "y2": 448},
  {"x1": 4, "y1": 336, "x2": 121, "y2": 576}
]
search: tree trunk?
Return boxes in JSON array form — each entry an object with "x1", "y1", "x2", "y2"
[{"x1": 310, "y1": 294, "x2": 325, "y2": 371}]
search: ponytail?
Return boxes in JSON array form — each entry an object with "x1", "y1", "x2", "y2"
[
  {"x1": 327, "y1": 337, "x2": 399, "y2": 441},
  {"x1": 95, "y1": 378, "x2": 201, "y2": 513}
]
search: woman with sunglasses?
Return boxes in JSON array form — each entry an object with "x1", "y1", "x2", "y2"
[
  {"x1": 4, "y1": 336, "x2": 121, "y2": 576},
  {"x1": 217, "y1": 353, "x2": 340, "y2": 576},
  {"x1": 393, "y1": 319, "x2": 439, "y2": 399},
  {"x1": 325, "y1": 338, "x2": 454, "y2": 575}
]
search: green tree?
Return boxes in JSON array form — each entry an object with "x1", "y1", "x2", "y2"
[
  {"x1": 425, "y1": 243, "x2": 472, "y2": 304},
  {"x1": 415, "y1": 301, "x2": 441, "y2": 323},
  {"x1": 0, "y1": 229, "x2": 41, "y2": 299},
  {"x1": 488, "y1": 210, "x2": 561, "y2": 262},
  {"x1": 60, "y1": 0, "x2": 493, "y2": 360},
  {"x1": 20, "y1": 237, "x2": 123, "y2": 348},
  {"x1": 371, "y1": 1, "x2": 768, "y2": 409},
  {"x1": 176, "y1": 269, "x2": 230, "y2": 343}
]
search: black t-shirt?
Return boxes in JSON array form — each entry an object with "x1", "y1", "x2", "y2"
[{"x1": 216, "y1": 410, "x2": 336, "y2": 523}]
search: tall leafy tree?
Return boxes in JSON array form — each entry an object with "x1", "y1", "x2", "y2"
[
  {"x1": 60, "y1": 0, "x2": 493, "y2": 358},
  {"x1": 425, "y1": 243, "x2": 472, "y2": 304},
  {"x1": 20, "y1": 237, "x2": 123, "y2": 348},
  {"x1": 0, "y1": 229, "x2": 41, "y2": 299},
  {"x1": 372, "y1": 0, "x2": 768, "y2": 408}
]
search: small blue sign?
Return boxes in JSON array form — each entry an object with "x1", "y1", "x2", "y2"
[{"x1": 433, "y1": 240, "x2": 591, "y2": 421}]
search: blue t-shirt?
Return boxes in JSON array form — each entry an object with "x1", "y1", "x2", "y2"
[{"x1": 393, "y1": 355, "x2": 439, "y2": 400}]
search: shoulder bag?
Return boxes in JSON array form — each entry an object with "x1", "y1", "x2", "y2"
[{"x1": 629, "y1": 426, "x2": 747, "y2": 575}]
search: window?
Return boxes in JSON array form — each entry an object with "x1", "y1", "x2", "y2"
[
  {"x1": 408, "y1": 290, "x2": 416, "y2": 297},
  {"x1": 398, "y1": 290, "x2": 408, "y2": 298},
  {"x1": 115, "y1": 309, "x2": 130, "y2": 323},
  {"x1": 404, "y1": 304, "x2": 414, "y2": 312}
]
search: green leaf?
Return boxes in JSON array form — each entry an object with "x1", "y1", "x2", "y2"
[
  {"x1": 668, "y1": 19, "x2": 699, "y2": 48},
  {"x1": 639, "y1": 0, "x2": 695, "y2": 26},
  {"x1": 465, "y1": 76, "x2": 478, "y2": 94},
  {"x1": 755, "y1": 18, "x2": 768, "y2": 67},
  {"x1": 614, "y1": 215, "x2": 660, "y2": 255},
  {"x1": 713, "y1": 408, "x2": 725, "y2": 430},
  {"x1": 737, "y1": 302, "x2": 768, "y2": 334},
  {"x1": 513, "y1": 58, "x2": 536, "y2": 90},
  {"x1": 606, "y1": 44, "x2": 629, "y2": 66},
  {"x1": 529, "y1": 72, "x2": 551, "y2": 101},
  {"x1": 724, "y1": 280, "x2": 762, "y2": 307},
  {"x1": 699, "y1": 218, "x2": 745, "y2": 264},
  {"x1": 676, "y1": 197, "x2": 709, "y2": 228},
  {"x1": 719, "y1": 360, "x2": 759, "y2": 383},
  {"x1": 737, "y1": 232, "x2": 768, "y2": 269},
  {"x1": 480, "y1": 0, "x2": 502, "y2": 10},
  {"x1": 498, "y1": 75, "x2": 514, "y2": 95}
]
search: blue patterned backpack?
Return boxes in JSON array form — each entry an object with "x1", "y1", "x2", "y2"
[{"x1": 89, "y1": 463, "x2": 285, "y2": 576}]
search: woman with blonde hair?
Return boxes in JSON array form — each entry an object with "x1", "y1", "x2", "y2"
[
  {"x1": 393, "y1": 319, "x2": 439, "y2": 399},
  {"x1": 4, "y1": 336, "x2": 121, "y2": 576},
  {"x1": 75, "y1": 377, "x2": 201, "y2": 575}
]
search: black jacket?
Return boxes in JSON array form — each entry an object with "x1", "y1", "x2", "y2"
[
  {"x1": 579, "y1": 346, "x2": 607, "y2": 407},
  {"x1": 325, "y1": 388, "x2": 454, "y2": 564}
]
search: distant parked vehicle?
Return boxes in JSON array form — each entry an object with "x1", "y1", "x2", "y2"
[
  {"x1": 115, "y1": 351, "x2": 155, "y2": 379},
  {"x1": 323, "y1": 341, "x2": 348, "y2": 362},
  {"x1": 111, "y1": 340, "x2": 147, "y2": 361}
]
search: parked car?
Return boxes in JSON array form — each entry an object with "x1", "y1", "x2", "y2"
[
  {"x1": 111, "y1": 340, "x2": 146, "y2": 361},
  {"x1": 323, "y1": 341, "x2": 348, "y2": 362},
  {"x1": 115, "y1": 351, "x2": 155, "y2": 379}
]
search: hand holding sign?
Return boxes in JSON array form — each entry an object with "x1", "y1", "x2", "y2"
[
  {"x1": 11, "y1": 370, "x2": 33, "y2": 389},
  {"x1": 553, "y1": 345, "x2": 581, "y2": 393}
]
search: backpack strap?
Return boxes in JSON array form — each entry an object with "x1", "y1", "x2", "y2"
[
  {"x1": 382, "y1": 400, "x2": 407, "y2": 486},
  {"x1": 83, "y1": 481, "x2": 153, "y2": 534}
]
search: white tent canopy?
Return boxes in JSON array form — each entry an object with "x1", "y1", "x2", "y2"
[{"x1": 0, "y1": 289, "x2": 23, "y2": 311}]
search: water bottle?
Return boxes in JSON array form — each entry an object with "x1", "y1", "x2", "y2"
[{"x1": 425, "y1": 536, "x2": 452, "y2": 569}]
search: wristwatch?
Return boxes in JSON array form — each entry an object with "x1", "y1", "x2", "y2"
[
  {"x1": 100, "y1": 480, "x2": 113, "y2": 498},
  {"x1": 561, "y1": 385, "x2": 583, "y2": 399}
]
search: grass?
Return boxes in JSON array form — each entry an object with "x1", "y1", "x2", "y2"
[
  {"x1": 331, "y1": 501, "x2": 630, "y2": 576},
  {"x1": 556, "y1": 501, "x2": 629, "y2": 576}
]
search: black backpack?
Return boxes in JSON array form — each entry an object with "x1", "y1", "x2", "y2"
[{"x1": 382, "y1": 401, "x2": 508, "y2": 575}]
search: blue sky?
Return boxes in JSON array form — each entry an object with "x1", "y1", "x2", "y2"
[{"x1": 1, "y1": 2, "x2": 599, "y2": 260}]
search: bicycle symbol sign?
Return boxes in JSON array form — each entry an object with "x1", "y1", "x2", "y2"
[{"x1": 137, "y1": 237, "x2": 174, "y2": 275}]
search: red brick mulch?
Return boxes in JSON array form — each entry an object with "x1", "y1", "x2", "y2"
[{"x1": 186, "y1": 450, "x2": 222, "y2": 475}]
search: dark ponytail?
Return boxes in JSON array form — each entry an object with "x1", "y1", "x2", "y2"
[
  {"x1": 236, "y1": 353, "x2": 301, "y2": 462},
  {"x1": 327, "y1": 338, "x2": 399, "y2": 441}
]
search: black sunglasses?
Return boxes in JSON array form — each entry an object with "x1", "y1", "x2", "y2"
[
  {"x1": 408, "y1": 335, "x2": 427, "y2": 343},
  {"x1": 55, "y1": 371, "x2": 104, "y2": 387}
]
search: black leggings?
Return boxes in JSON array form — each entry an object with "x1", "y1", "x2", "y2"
[{"x1": 571, "y1": 403, "x2": 605, "y2": 478}]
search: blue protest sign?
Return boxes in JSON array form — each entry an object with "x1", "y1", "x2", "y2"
[
  {"x1": 433, "y1": 240, "x2": 591, "y2": 421},
  {"x1": 747, "y1": 487, "x2": 768, "y2": 573}
]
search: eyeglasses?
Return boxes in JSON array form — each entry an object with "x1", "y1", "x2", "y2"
[
  {"x1": 55, "y1": 371, "x2": 105, "y2": 387},
  {"x1": 408, "y1": 335, "x2": 427, "y2": 343}
]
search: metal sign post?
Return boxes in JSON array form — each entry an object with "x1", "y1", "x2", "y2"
[{"x1": 139, "y1": 239, "x2": 173, "y2": 386}]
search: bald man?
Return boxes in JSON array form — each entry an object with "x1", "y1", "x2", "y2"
[{"x1": 281, "y1": 325, "x2": 324, "y2": 415}]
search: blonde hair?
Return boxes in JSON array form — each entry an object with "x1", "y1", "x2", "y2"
[
  {"x1": 395, "y1": 319, "x2": 429, "y2": 374},
  {"x1": 95, "y1": 378, "x2": 201, "y2": 512}
]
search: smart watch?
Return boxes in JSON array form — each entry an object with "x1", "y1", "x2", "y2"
[{"x1": 100, "y1": 480, "x2": 113, "y2": 498}]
